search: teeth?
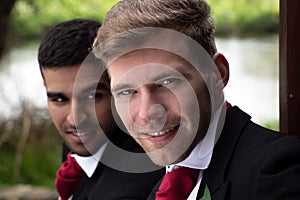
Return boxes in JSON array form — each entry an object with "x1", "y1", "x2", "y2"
[
  {"x1": 149, "y1": 127, "x2": 175, "y2": 137},
  {"x1": 74, "y1": 132, "x2": 88, "y2": 137}
]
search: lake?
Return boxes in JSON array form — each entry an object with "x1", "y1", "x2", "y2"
[{"x1": 0, "y1": 35, "x2": 279, "y2": 124}]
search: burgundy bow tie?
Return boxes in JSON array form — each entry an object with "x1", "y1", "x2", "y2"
[
  {"x1": 156, "y1": 167, "x2": 199, "y2": 200},
  {"x1": 55, "y1": 152, "x2": 85, "y2": 200}
]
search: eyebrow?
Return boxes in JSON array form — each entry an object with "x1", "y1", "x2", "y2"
[
  {"x1": 112, "y1": 65, "x2": 192, "y2": 94},
  {"x1": 46, "y1": 82, "x2": 110, "y2": 98},
  {"x1": 111, "y1": 83, "x2": 135, "y2": 94},
  {"x1": 46, "y1": 92, "x2": 64, "y2": 98}
]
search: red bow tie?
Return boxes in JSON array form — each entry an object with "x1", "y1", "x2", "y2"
[
  {"x1": 156, "y1": 167, "x2": 199, "y2": 200},
  {"x1": 55, "y1": 152, "x2": 85, "y2": 200}
]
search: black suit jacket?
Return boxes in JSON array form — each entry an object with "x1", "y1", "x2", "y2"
[
  {"x1": 148, "y1": 106, "x2": 300, "y2": 200},
  {"x1": 66, "y1": 133, "x2": 165, "y2": 200}
]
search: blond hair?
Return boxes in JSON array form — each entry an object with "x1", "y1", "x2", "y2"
[{"x1": 93, "y1": 0, "x2": 216, "y2": 61}]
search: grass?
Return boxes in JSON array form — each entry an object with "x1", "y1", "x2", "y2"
[
  {"x1": 0, "y1": 112, "x2": 62, "y2": 189},
  {"x1": 0, "y1": 147, "x2": 60, "y2": 189},
  {"x1": 0, "y1": 143, "x2": 62, "y2": 189}
]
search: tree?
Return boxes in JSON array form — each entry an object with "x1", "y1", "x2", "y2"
[{"x1": 0, "y1": 0, "x2": 17, "y2": 59}]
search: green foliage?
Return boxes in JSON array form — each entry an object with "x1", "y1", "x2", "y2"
[
  {"x1": 0, "y1": 144, "x2": 61, "y2": 188},
  {"x1": 19, "y1": 143, "x2": 61, "y2": 188},
  {"x1": 262, "y1": 120, "x2": 279, "y2": 132},
  {"x1": 10, "y1": 0, "x2": 279, "y2": 39},
  {"x1": 11, "y1": 0, "x2": 120, "y2": 38},
  {"x1": 208, "y1": 0, "x2": 279, "y2": 35},
  {"x1": 0, "y1": 109, "x2": 62, "y2": 188},
  {"x1": 0, "y1": 150, "x2": 15, "y2": 187}
]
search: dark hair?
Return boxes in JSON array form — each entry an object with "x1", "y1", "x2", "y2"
[{"x1": 38, "y1": 18, "x2": 101, "y2": 69}]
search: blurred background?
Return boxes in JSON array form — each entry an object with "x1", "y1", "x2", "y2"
[{"x1": 0, "y1": 0, "x2": 279, "y2": 193}]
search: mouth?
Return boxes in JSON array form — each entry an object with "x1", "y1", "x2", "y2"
[
  {"x1": 66, "y1": 129, "x2": 94, "y2": 142},
  {"x1": 147, "y1": 126, "x2": 177, "y2": 137},
  {"x1": 72, "y1": 131, "x2": 90, "y2": 137},
  {"x1": 136, "y1": 125, "x2": 180, "y2": 141}
]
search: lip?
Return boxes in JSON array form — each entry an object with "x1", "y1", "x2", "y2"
[
  {"x1": 67, "y1": 129, "x2": 94, "y2": 143},
  {"x1": 140, "y1": 125, "x2": 179, "y2": 143}
]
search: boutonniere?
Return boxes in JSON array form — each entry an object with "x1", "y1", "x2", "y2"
[{"x1": 199, "y1": 185, "x2": 211, "y2": 200}]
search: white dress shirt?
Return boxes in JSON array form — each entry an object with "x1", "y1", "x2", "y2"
[
  {"x1": 71, "y1": 142, "x2": 108, "y2": 178},
  {"x1": 60, "y1": 143, "x2": 108, "y2": 200},
  {"x1": 166, "y1": 103, "x2": 226, "y2": 200}
]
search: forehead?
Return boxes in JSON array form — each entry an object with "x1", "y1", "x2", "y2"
[
  {"x1": 43, "y1": 64, "x2": 109, "y2": 92},
  {"x1": 109, "y1": 49, "x2": 195, "y2": 83},
  {"x1": 42, "y1": 65, "x2": 78, "y2": 87}
]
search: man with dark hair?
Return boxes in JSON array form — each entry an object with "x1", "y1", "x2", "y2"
[
  {"x1": 38, "y1": 18, "x2": 163, "y2": 200},
  {"x1": 93, "y1": 0, "x2": 300, "y2": 199}
]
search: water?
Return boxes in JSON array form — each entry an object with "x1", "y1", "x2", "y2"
[
  {"x1": 0, "y1": 42, "x2": 46, "y2": 120},
  {"x1": 218, "y1": 35, "x2": 279, "y2": 123},
  {"x1": 0, "y1": 35, "x2": 279, "y2": 124}
]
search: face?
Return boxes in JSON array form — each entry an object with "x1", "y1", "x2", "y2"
[
  {"x1": 42, "y1": 64, "x2": 117, "y2": 156},
  {"x1": 109, "y1": 49, "x2": 218, "y2": 166}
]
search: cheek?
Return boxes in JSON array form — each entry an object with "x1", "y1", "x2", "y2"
[
  {"x1": 95, "y1": 99, "x2": 117, "y2": 129},
  {"x1": 195, "y1": 84, "x2": 211, "y2": 110},
  {"x1": 164, "y1": 97, "x2": 181, "y2": 117},
  {"x1": 95, "y1": 99, "x2": 112, "y2": 120},
  {"x1": 167, "y1": 87, "x2": 196, "y2": 117},
  {"x1": 113, "y1": 98, "x2": 135, "y2": 131},
  {"x1": 119, "y1": 102, "x2": 133, "y2": 127},
  {"x1": 47, "y1": 105, "x2": 65, "y2": 128},
  {"x1": 95, "y1": 107, "x2": 113, "y2": 125},
  {"x1": 193, "y1": 85, "x2": 212, "y2": 131}
]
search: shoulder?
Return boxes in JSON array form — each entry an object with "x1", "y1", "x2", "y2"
[
  {"x1": 251, "y1": 133, "x2": 300, "y2": 199},
  {"x1": 86, "y1": 135, "x2": 165, "y2": 199},
  {"x1": 224, "y1": 106, "x2": 300, "y2": 199},
  {"x1": 225, "y1": 106, "x2": 300, "y2": 143},
  {"x1": 227, "y1": 106, "x2": 300, "y2": 162},
  {"x1": 88, "y1": 162, "x2": 164, "y2": 199}
]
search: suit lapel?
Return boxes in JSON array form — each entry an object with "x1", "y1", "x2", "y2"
[
  {"x1": 197, "y1": 106, "x2": 251, "y2": 200},
  {"x1": 147, "y1": 178, "x2": 163, "y2": 200}
]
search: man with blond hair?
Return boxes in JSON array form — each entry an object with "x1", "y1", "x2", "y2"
[{"x1": 93, "y1": 0, "x2": 300, "y2": 199}]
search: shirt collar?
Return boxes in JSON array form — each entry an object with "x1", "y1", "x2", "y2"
[
  {"x1": 71, "y1": 142, "x2": 108, "y2": 178},
  {"x1": 166, "y1": 102, "x2": 226, "y2": 172}
]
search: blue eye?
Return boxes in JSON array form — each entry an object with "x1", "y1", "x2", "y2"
[
  {"x1": 120, "y1": 89, "x2": 136, "y2": 95},
  {"x1": 160, "y1": 78, "x2": 177, "y2": 85}
]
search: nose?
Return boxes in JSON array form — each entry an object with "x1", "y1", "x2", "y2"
[
  {"x1": 66, "y1": 100, "x2": 88, "y2": 126},
  {"x1": 137, "y1": 87, "x2": 167, "y2": 124}
]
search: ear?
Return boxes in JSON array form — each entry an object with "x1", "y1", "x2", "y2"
[{"x1": 213, "y1": 52, "x2": 229, "y2": 87}]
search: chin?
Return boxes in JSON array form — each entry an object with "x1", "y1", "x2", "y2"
[
  {"x1": 148, "y1": 155, "x2": 170, "y2": 166},
  {"x1": 147, "y1": 149, "x2": 188, "y2": 166},
  {"x1": 71, "y1": 146, "x2": 92, "y2": 156}
]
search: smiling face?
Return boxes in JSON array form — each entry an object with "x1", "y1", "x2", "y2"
[
  {"x1": 42, "y1": 64, "x2": 117, "y2": 156},
  {"x1": 109, "y1": 49, "x2": 213, "y2": 165}
]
